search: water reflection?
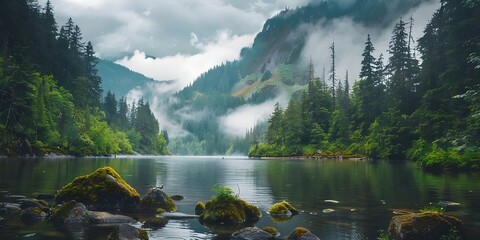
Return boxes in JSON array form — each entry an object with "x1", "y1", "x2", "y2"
[{"x1": 1, "y1": 157, "x2": 480, "y2": 239}]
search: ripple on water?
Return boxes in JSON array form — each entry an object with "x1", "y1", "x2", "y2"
[{"x1": 147, "y1": 219, "x2": 214, "y2": 240}]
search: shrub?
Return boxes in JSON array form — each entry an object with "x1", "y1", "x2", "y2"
[{"x1": 211, "y1": 184, "x2": 237, "y2": 202}]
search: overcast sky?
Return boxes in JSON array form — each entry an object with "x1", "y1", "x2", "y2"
[
  {"x1": 39, "y1": 0, "x2": 438, "y2": 92},
  {"x1": 39, "y1": 0, "x2": 318, "y2": 89}
]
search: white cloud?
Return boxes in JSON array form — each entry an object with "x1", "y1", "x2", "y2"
[
  {"x1": 219, "y1": 100, "x2": 277, "y2": 137},
  {"x1": 219, "y1": 93, "x2": 288, "y2": 137},
  {"x1": 302, "y1": 0, "x2": 439, "y2": 85},
  {"x1": 116, "y1": 31, "x2": 255, "y2": 91},
  {"x1": 190, "y1": 32, "x2": 199, "y2": 46}
]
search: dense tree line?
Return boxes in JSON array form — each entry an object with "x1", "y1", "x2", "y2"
[
  {"x1": 103, "y1": 91, "x2": 170, "y2": 155},
  {"x1": 0, "y1": 0, "x2": 169, "y2": 156},
  {"x1": 250, "y1": 0, "x2": 480, "y2": 169}
]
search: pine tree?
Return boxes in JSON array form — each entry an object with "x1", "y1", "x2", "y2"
[
  {"x1": 355, "y1": 35, "x2": 385, "y2": 134},
  {"x1": 103, "y1": 91, "x2": 117, "y2": 125},
  {"x1": 329, "y1": 40, "x2": 337, "y2": 109},
  {"x1": 387, "y1": 19, "x2": 417, "y2": 114},
  {"x1": 266, "y1": 102, "x2": 284, "y2": 146}
]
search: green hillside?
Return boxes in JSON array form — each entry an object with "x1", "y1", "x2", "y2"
[{"x1": 97, "y1": 59, "x2": 158, "y2": 98}]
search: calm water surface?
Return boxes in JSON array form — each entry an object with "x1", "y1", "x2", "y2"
[{"x1": 1, "y1": 156, "x2": 479, "y2": 239}]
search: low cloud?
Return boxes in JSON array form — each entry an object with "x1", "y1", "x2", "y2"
[
  {"x1": 219, "y1": 93, "x2": 288, "y2": 137},
  {"x1": 302, "y1": 0, "x2": 439, "y2": 85},
  {"x1": 116, "y1": 31, "x2": 255, "y2": 91}
]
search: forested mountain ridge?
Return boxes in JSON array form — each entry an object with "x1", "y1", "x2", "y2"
[
  {"x1": 0, "y1": 0, "x2": 170, "y2": 156},
  {"x1": 97, "y1": 59, "x2": 158, "y2": 98},
  {"x1": 167, "y1": 0, "x2": 436, "y2": 155},
  {"x1": 250, "y1": 0, "x2": 480, "y2": 169}
]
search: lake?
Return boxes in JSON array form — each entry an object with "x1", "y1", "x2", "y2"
[{"x1": 1, "y1": 156, "x2": 479, "y2": 239}]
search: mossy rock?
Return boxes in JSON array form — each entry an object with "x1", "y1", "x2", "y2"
[
  {"x1": 388, "y1": 212, "x2": 466, "y2": 240},
  {"x1": 269, "y1": 201, "x2": 299, "y2": 216},
  {"x1": 55, "y1": 167, "x2": 140, "y2": 211},
  {"x1": 140, "y1": 188, "x2": 176, "y2": 212},
  {"x1": 286, "y1": 227, "x2": 320, "y2": 240},
  {"x1": 195, "y1": 202, "x2": 206, "y2": 215},
  {"x1": 199, "y1": 197, "x2": 261, "y2": 225}
]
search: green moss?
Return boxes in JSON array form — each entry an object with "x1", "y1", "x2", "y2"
[
  {"x1": 31, "y1": 207, "x2": 43, "y2": 214},
  {"x1": 388, "y1": 213, "x2": 466, "y2": 240},
  {"x1": 156, "y1": 208, "x2": 166, "y2": 215},
  {"x1": 138, "y1": 229, "x2": 149, "y2": 240},
  {"x1": 50, "y1": 200, "x2": 79, "y2": 224},
  {"x1": 292, "y1": 227, "x2": 310, "y2": 238},
  {"x1": 55, "y1": 166, "x2": 140, "y2": 211},
  {"x1": 140, "y1": 189, "x2": 176, "y2": 212},
  {"x1": 420, "y1": 204, "x2": 444, "y2": 213},
  {"x1": 377, "y1": 230, "x2": 390, "y2": 240},
  {"x1": 269, "y1": 201, "x2": 299, "y2": 215},
  {"x1": 52, "y1": 200, "x2": 76, "y2": 219},
  {"x1": 262, "y1": 226, "x2": 278, "y2": 236},
  {"x1": 200, "y1": 197, "x2": 261, "y2": 225},
  {"x1": 195, "y1": 202, "x2": 206, "y2": 215}
]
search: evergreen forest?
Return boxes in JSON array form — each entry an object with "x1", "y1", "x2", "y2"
[
  {"x1": 249, "y1": 1, "x2": 480, "y2": 169},
  {"x1": 0, "y1": 0, "x2": 170, "y2": 156}
]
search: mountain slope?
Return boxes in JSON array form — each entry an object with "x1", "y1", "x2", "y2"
[
  {"x1": 166, "y1": 0, "x2": 434, "y2": 155},
  {"x1": 97, "y1": 59, "x2": 158, "y2": 98}
]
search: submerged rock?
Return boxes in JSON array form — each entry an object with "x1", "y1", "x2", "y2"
[
  {"x1": 199, "y1": 197, "x2": 261, "y2": 225},
  {"x1": 107, "y1": 224, "x2": 148, "y2": 240},
  {"x1": 286, "y1": 227, "x2": 321, "y2": 240},
  {"x1": 55, "y1": 166, "x2": 140, "y2": 211},
  {"x1": 269, "y1": 201, "x2": 299, "y2": 216},
  {"x1": 322, "y1": 209, "x2": 335, "y2": 214},
  {"x1": 388, "y1": 212, "x2": 466, "y2": 240},
  {"x1": 159, "y1": 212, "x2": 199, "y2": 220},
  {"x1": 170, "y1": 195, "x2": 184, "y2": 201},
  {"x1": 231, "y1": 227, "x2": 275, "y2": 240},
  {"x1": 51, "y1": 200, "x2": 133, "y2": 225},
  {"x1": 87, "y1": 211, "x2": 133, "y2": 224},
  {"x1": 140, "y1": 188, "x2": 176, "y2": 212},
  {"x1": 142, "y1": 217, "x2": 169, "y2": 230}
]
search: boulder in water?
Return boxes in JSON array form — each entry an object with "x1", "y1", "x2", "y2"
[
  {"x1": 195, "y1": 202, "x2": 205, "y2": 215},
  {"x1": 268, "y1": 201, "x2": 299, "y2": 216},
  {"x1": 231, "y1": 227, "x2": 275, "y2": 240},
  {"x1": 199, "y1": 197, "x2": 261, "y2": 225},
  {"x1": 286, "y1": 227, "x2": 321, "y2": 240},
  {"x1": 51, "y1": 200, "x2": 133, "y2": 225},
  {"x1": 107, "y1": 224, "x2": 148, "y2": 240},
  {"x1": 388, "y1": 212, "x2": 466, "y2": 240},
  {"x1": 140, "y1": 188, "x2": 176, "y2": 212},
  {"x1": 55, "y1": 166, "x2": 140, "y2": 211}
]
